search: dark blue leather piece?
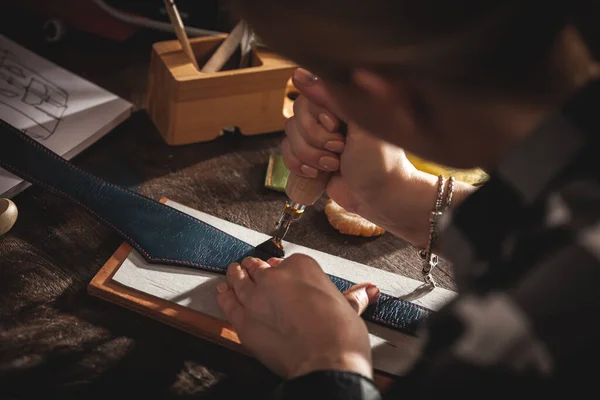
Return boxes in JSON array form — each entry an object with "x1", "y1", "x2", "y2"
[
  {"x1": 0, "y1": 119, "x2": 430, "y2": 335},
  {"x1": 326, "y1": 276, "x2": 429, "y2": 332}
]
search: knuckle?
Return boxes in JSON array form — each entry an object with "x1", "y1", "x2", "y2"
[
  {"x1": 267, "y1": 257, "x2": 283, "y2": 265},
  {"x1": 293, "y1": 143, "x2": 313, "y2": 163},
  {"x1": 286, "y1": 253, "x2": 313, "y2": 264},
  {"x1": 286, "y1": 119, "x2": 327, "y2": 166},
  {"x1": 235, "y1": 286, "x2": 251, "y2": 303},
  {"x1": 284, "y1": 116, "x2": 296, "y2": 137},
  {"x1": 346, "y1": 290, "x2": 367, "y2": 313},
  {"x1": 253, "y1": 265, "x2": 269, "y2": 280},
  {"x1": 354, "y1": 290, "x2": 367, "y2": 308},
  {"x1": 284, "y1": 254, "x2": 321, "y2": 273},
  {"x1": 225, "y1": 264, "x2": 237, "y2": 278},
  {"x1": 291, "y1": 140, "x2": 322, "y2": 167},
  {"x1": 282, "y1": 155, "x2": 300, "y2": 172},
  {"x1": 298, "y1": 109, "x2": 316, "y2": 130},
  {"x1": 281, "y1": 141, "x2": 302, "y2": 171},
  {"x1": 300, "y1": 116, "x2": 322, "y2": 145},
  {"x1": 259, "y1": 270, "x2": 275, "y2": 284},
  {"x1": 259, "y1": 267, "x2": 282, "y2": 286},
  {"x1": 292, "y1": 94, "x2": 306, "y2": 115},
  {"x1": 346, "y1": 292, "x2": 361, "y2": 311}
]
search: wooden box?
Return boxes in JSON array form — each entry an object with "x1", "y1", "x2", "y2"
[{"x1": 145, "y1": 34, "x2": 298, "y2": 145}]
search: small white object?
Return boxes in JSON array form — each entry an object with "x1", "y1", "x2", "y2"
[{"x1": 0, "y1": 198, "x2": 18, "y2": 235}]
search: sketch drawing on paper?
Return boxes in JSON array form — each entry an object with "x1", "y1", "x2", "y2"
[{"x1": 0, "y1": 48, "x2": 68, "y2": 140}]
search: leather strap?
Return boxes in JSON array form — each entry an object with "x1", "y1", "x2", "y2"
[{"x1": 0, "y1": 119, "x2": 430, "y2": 335}]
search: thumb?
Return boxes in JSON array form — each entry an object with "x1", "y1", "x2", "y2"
[
  {"x1": 292, "y1": 68, "x2": 344, "y2": 117},
  {"x1": 343, "y1": 283, "x2": 381, "y2": 315}
]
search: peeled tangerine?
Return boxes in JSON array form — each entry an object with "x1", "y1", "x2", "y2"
[{"x1": 324, "y1": 199, "x2": 385, "y2": 237}]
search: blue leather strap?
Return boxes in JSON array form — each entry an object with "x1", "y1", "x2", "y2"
[{"x1": 0, "y1": 119, "x2": 430, "y2": 335}]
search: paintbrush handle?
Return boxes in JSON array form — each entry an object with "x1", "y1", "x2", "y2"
[{"x1": 163, "y1": 0, "x2": 200, "y2": 71}]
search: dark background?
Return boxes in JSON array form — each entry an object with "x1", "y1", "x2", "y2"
[{"x1": 0, "y1": 2, "x2": 455, "y2": 399}]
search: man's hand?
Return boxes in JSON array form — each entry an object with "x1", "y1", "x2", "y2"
[{"x1": 216, "y1": 255, "x2": 380, "y2": 379}]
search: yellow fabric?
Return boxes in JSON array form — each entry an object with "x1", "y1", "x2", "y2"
[{"x1": 406, "y1": 153, "x2": 489, "y2": 186}]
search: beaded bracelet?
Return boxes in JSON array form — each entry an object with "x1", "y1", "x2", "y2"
[{"x1": 418, "y1": 175, "x2": 455, "y2": 287}]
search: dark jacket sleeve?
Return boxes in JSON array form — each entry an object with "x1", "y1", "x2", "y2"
[
  {"x1": 272, "y1": 370, "x2": 381, "y2": 400},
  {"x1": 273, "y1": 225, "x2": 600, "y2": 400}
]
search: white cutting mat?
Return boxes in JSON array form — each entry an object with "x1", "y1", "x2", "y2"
[{"x1": 112, "y1": 200, "x2": 457, "y2": 376}]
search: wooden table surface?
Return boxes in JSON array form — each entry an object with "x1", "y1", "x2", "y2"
[{"x1": 0, "y1": 12, "x2": 455, "y2": 400}]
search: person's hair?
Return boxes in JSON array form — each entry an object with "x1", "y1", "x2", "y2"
[{"x1": 228, "y1": 0, "x2": 599, "y2": 101}]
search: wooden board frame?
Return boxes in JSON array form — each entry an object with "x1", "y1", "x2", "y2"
[{"x1": 87, "y1": 198, "x2": 394, "y2": 391}]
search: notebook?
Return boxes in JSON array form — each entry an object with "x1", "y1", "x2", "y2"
[{"x1": 0, "y1": 34, "x2": 133, "y2": 198}]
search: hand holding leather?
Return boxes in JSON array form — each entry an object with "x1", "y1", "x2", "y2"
[{"x1": 217, "y1": 254, "x2": 379, "y2": 380}]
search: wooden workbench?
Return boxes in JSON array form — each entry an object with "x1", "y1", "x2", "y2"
[{"x1": 0, "y1": 10, "x2": 455, "y2": 399}]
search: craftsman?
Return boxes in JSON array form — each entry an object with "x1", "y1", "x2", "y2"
[{"x1": 215, "y1": 1, "x2": 600, "y2": 399}]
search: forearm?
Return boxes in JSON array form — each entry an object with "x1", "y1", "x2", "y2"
[{"x1": 366, "y1": 169, "x2": 476, "y2": 249}]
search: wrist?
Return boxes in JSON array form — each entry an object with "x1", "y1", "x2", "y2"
[
  {"x1": 386, "y1": 169, "x2": 475, "y2": 248},
  {"x1": 290, "y1": 351, "x2": 373, "y2": 381},
  {"x1": 396, "y1": 170, "x2": 439, "y2": 248}
]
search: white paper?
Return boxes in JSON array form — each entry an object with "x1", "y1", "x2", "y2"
[
  {"x1": 112, "y1": 200, "x2": 457, "y2": 376},
  {"x1": 0, "y1": 35, "x2": 133, "y2": 197}
]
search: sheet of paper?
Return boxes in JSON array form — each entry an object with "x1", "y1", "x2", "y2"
[
  {"x1": 0, "y1": 35, "x2": 133, "y2": 198},
  {"x1": 112, "y1": 200, "x2": 457, "y2": 376}
]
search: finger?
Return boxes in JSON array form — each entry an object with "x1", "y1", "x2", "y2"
[
  {"x1": 294, "y1": 94, "x2": 344, "y2": 138},
  {"x1": 294, "y1": 97, "x2": 345, "y2": 151},
  {"x1": 226, "y1": 262, "x2": 255, "y2": 305},
  {"x1": 292, "y1": 68, "x2": 344, "y2": 116},
  {"x1": 308, "y1": 104, "x2": 340, "y2": 133},
  {"x1": 279, "y1": 253, "x2": 323, "y2": 277},
  {"x1": 286, "y1": 117, "x2": 341, "y2": 173},
  {"x1": 216, "y1": 282, "x2": 245, "y2": 327},
  {"x1": 267, "y1": 258, "x2": 283, "y2": 267},
  {"x1": 281, "y1": 137, "x2": 318, "y2": 178},
  {"x1": 241, "y1": 256, "x2": 271, "y2": 282},
  {"x1": 343, "y1": 283, "x2": 381, "y2": 315}
]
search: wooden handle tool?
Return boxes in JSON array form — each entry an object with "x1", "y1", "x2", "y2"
[
  {"x1": 284, "y1": 169, "x2": 332, "y2": 206},
  {"x1": 269, "y1": 122, "x2": 347, "y2": 245},
  {"x1": 256, "y1": 122, "x2": 346, "y2": 257},
  {"x1": 285, "y1": 121, "x2": 347, "y2": 206},
  {"x1": 256, "y1": 170, "x2": 333, "y2": 258}
]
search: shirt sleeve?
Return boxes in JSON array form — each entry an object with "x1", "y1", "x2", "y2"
[
  {"x1": 385, "y1": 234, "x2": 600, "y2": 399},
  {"x1": 274, "y1": 235, "x2": 600, "y2": 400},
  {"x1": 272, "y1": 370, "x2": 381, "y2": 400}
]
